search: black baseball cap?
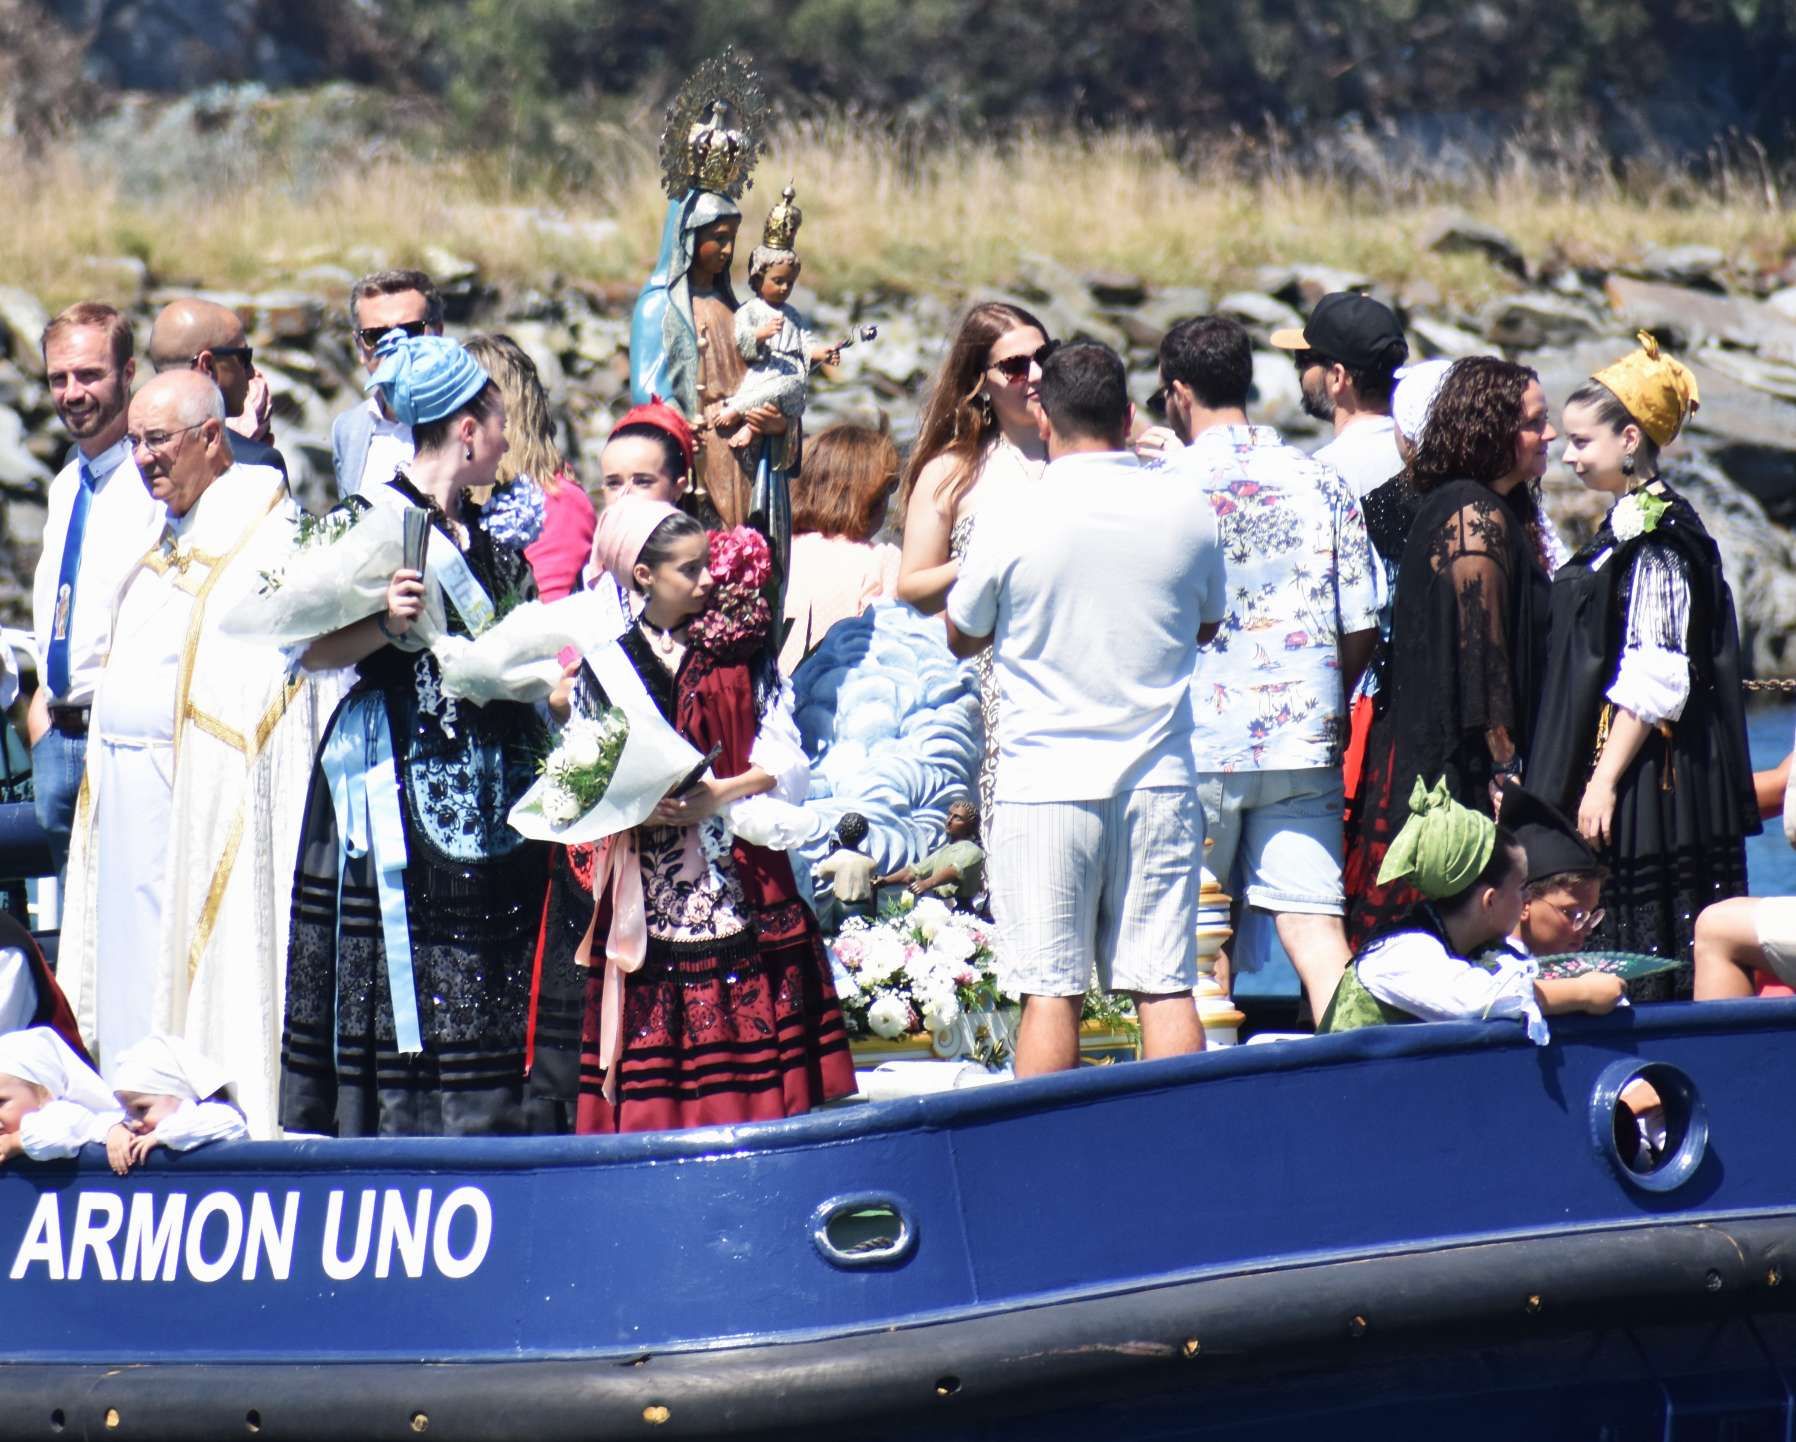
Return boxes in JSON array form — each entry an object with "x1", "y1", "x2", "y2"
[{"x1": 1270, "y1": 292, "x2": 1408, "y2": 372}]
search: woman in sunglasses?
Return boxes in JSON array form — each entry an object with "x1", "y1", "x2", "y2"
[{"x1": 897, "y1": 303, "x2": 1052, "y2": 832}]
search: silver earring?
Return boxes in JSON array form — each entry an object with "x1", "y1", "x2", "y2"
[
  {"x1": 464, "y1": 444, "x2": 474, "y2": 462},
  {"x1": 1621, "y1": 451, "x2": 1635, "y2": 477}
]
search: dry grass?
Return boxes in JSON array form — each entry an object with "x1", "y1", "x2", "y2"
[{"x1": 4, "y1": 117, "x2": 1796, "y2": 311}]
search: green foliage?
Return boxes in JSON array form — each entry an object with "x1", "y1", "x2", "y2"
[{"x1": 353, "y1": 0, "x2": 1796, "y2": 165}]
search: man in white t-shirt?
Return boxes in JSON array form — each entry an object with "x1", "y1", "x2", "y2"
[
  {"x1": 1270, "y1": 291, "x2": 1408, "y2": 501},
  {"x1": 946, "y1": 341, "x2": 1226, "y2": 1076}
]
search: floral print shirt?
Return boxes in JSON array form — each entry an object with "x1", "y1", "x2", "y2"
[{"x1": 1175, "y1": 425, "x2": 1378, "y2": 772}]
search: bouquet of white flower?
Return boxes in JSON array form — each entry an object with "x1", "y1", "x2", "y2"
[
  {"x1": 828, "y1": 900, "x2": 1010, "y2": 1063},
  {"x1": 535, "y1": 710, "x2": 631, "y2": 827}
]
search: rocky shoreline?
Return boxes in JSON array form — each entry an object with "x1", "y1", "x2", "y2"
[{"x1": 0, "y1": 220, "x2": 1791, "y2": 676}]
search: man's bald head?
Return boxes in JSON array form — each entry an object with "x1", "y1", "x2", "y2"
[
  {"x1": 129, "y1": 371, "x2": 233, "y2": 518},
  {"x1": 148, "y1": 299, "x2": 253, "y2": 415}
]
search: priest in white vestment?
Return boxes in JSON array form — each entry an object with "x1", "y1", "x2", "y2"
[{"x1": 60, "y1": 372, "x2": 335, "y2": 1137}]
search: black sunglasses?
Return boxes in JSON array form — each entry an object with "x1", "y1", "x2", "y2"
[
  {"x1": 204, "y1": 345, "x2": 254, "y2": 368},
  {"x1": 356, "y1": 320, "x2": 429, "y2": 350},
  {"x1": 989, "y1": 340, "x2": 1059, "y2": 383}
]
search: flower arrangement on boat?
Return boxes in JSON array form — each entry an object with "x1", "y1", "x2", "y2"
[{"x1": 829, "y1": 899, "x2": 1005, "y2": 1049}]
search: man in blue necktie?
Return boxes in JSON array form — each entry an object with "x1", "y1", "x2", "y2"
[{"x1": 28, "y1": 303, "x2": 164, "y2": 867}]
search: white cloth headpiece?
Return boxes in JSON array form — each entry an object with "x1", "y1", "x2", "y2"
[
  {"x1": 109, "y1": 1032, "x2": 232, "y2": 1104},
  {"x1": 1392, "y1": 359, "x2": 1455, "y2": 449},
  {"x1": 0, "y1": 1027, "x2": 115, "y2": 1112}
]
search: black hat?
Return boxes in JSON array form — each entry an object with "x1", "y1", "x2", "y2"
[
  {"x1": 1498, "y1": 784, "x2": 1602, "y2": 885},
  {"x1": 1270, "y1": 292, "x2": 1408, "y2": 373}
]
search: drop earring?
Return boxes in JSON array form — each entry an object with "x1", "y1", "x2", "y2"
[
  {"x1": 464, "y1": 444, "x2": 474, "y2": 462},
  {"x1": 1621, "y1": 451, "x2": 1635, "y2": 478}
]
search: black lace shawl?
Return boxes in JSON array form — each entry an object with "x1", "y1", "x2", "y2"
[{"x1": 1380, "y1": 478, "x2": 1550, "y2": 810}]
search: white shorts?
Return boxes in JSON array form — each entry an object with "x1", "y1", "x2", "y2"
[
  {"x1": 1757, "y1": 897, "x2": 1796, "y2": 985},
  {"x1": 987, "y1": 786, "x2": 1201, "y2": 998},
  {"x1": 1195, "y1": 766, "x2": 1345, "y2": 915}
]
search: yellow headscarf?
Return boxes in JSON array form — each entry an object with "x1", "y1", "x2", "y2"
[
  {"x1": 1377, "y1": 776, "x2": 1497, "y2": 900},
  {"x1": 1590, "y1": 331, "x2": 1700, "y2": 449}
]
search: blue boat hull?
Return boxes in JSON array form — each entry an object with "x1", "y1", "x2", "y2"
[{"x1": 4, "y1": 999, "x2": 1795, "y2": 1437}]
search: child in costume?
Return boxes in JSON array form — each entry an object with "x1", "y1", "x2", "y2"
[
  {"x1": 1531, "y1": 333, "x2": 1758, "y2": 991},
  {"x1": 1321, "y1": 778, "x2": 1624, "y2": 1040},
  {"x1": 0, "y1": 1027, "x2": 122, "y2": 1164},
  {"x1": 1499, "y1": 784, "x2": 1609, "y2": 959},
  {"x1": 527, "y1": 496, "x2": 856, "y2": 1133},
  {"x1": 104, "y1": 1033, "x2": 249, "y2": 1174}
]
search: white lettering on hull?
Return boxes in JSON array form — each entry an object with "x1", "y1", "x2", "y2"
[{"x1": 7, "y1": 1186, "x2": 493, "y2": 1285}]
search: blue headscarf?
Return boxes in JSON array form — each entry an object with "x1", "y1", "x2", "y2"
[{"x1": 367, "y1": 333, "x2": 490, "y2": 429}]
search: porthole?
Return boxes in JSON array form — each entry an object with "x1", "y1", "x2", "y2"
[{"x1": 1590, "y1": 1059, "x2": 1708, "y2": 1192}]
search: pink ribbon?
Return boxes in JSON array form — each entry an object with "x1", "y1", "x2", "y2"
[{"x1": 577, "y1": 830, "x2": 647, "y2": 1103}]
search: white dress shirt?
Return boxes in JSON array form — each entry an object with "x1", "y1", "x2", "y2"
[
  {"x1": 359, "y1": 399, "x2": 415, "y2": 495},
  {"x1": 31, "y1": 437, "x2": 164, "y2": 705}
]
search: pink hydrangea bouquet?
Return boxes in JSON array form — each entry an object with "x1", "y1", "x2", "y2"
[{"x1": 688, "y1": 526, "x2": 773, "y2": 661}]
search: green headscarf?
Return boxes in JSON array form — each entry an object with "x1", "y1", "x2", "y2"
[{"x1": 1377, "y1": 776, "x2": 1496, "y2": 900}]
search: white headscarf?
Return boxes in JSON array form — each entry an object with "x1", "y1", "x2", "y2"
[
  {"x1": 0, "y1": 1027, "x2": 115, "y2": 1112},
  {"x1": 109, "y1": 1033, "x2": 232, "y2": 1104},
  {"x1": 1392, "y1": 359, "x2": 1455, "y2": 450}
]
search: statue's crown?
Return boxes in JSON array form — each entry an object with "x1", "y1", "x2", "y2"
[
  {"x1": 658, "y1": 51, "x2": 766, "y2": 202},
  {"x1": 762, "y1": 182, "x2": 802, "y2": 252},
  {"x1": 684, "y1": 101, "x2": 752, "y2": 196}
]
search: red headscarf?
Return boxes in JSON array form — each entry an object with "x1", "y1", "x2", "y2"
[{"x1": 614, "y1": 395, "x2": 696, "y2": 477}]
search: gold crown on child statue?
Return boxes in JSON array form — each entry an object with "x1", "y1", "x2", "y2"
[
  {"x1": 658, "y1": 50, "x2": 767, "y2": 201},
  {"x1": 762, "y1": 182, "x2": 803, "y2": 252}
]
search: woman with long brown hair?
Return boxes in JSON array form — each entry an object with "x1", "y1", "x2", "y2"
[
  {"x1": 780, "y1": 422, "x2": 901, "y2": 676},
  {"x1": 897, "y1": 302, "x2": 1051, "y2": 824},
  {"x1": 1343, "y1": 356, "x2": 1558, "y2": 945}
]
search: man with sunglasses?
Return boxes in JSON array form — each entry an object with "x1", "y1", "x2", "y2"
[
  {"x1": 330, "y1": 267, "x2": 443, "y2": 499},
  {"x1": 147, "y1": 299, "x2": 287, "y2": 480}
]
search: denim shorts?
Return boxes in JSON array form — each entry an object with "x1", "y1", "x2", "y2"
[
  {"x1": 987, "y1": 786, "x2": 1201, "y2": 998},
  {"x1": 1195, "y1": 766, "x2": 1345, "y2": 916}
]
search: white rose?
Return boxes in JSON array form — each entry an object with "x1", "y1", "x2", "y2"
[
  {"x1": 911, "y1": 897, "x2": 953, "y2": 940},
  {"x1": 1611, "y1": 495, "x2": 1645, "y2": 542},
  {"x1": 922, "y1": 991, "x2": 962, "y2": 1032},
  {"x1": 543, "y1": 781, "x2": 583, "y2": 825},
  {"x1": 930, "y1": 926, "x2": 976, "y2": 964},
  {"x1": 858, "y1": 930, "x2": 908, "y2": 985},
  {"x1": 867, "y1": 993, "x2": 914, "y2": 1040},
  {"x1": 563, "y1": 721, "x2": 604, "y2": 770}
]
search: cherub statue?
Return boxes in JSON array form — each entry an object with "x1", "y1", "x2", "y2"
[
  {"x1": 874, "y1": 799, "x2": 985, "y2": 908},
  {"x1": 714, "y1": 184, "x2": 842, "y2": 449}
]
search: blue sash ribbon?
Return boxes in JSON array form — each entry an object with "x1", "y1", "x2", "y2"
[{"x1": 321, "y1": 691, "x2": 423, "y2": 1055}]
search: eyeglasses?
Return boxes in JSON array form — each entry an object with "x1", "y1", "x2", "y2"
[
  {"x1": 356, "y1": 320, "x2": 429, "y2": 351},
  {"x1": 126, "y1": 420, "x2": 207, "y2": 454},
  {"x1": 205, "y1": 344, "x2": 254, "y2": 368},
  {"x1": 988, "y1": 340, "x2": 1059, "y2": 384},
  {"x1": 1534, "y1": 895, "x2": 1606, "y2": 932}
]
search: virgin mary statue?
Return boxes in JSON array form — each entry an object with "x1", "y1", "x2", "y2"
[{"x1": 629, "y1": 55, "x2": 793, "y2": 598}]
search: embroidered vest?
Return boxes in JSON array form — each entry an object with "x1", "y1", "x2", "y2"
[{"x1": 1317, "y1": 962, "x2": 1418, "y2": 1034}]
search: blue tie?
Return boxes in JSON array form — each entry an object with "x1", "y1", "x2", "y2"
[{"x1": 45, "y1": 456, "x2": 96, "y2": 700}]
